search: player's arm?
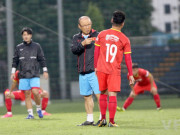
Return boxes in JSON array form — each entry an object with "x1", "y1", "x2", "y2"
[
  {"x1": 37, "y1": 44, "x2": 49, "y2": 79},
  {"x1": 94, "y1": 32, "x2": 101, "y2": 72},
  {"x1": 81, "y1": 38, "x2": 93, "y2": 46},
  {"x1": 10, "y1": 80, "x2": 18, "y2": 93},
  {"x1": 94, "y1": 45, "x2": 100, "y2": 75},
  {"x1": 127, "y1": 74, "x2": 135, "y2": 93},
  {"x1": 148, "y1": 72, "x2": 155, "y2": 90},
  {"x1": 130, "y1": 84, "x2": 135, "y2": 93},
  {"x1": 39, "y1": 88, "x2": 44, "y2": 92},
  {"x1": 94, "y1": 45, "x2": 100, "y2": 68},
  {"x1": 124, "y1": 38, "x2": 134, "y2": 85},
  {"x1": 125, "y1": 53, "x2": 134, "y2": 85},
  {"x1": 11, "y1": 47, "x2": 19, "y2": 80},
  {"x1": 71, "y1": 35, "x2": 85, "y2": 55}
]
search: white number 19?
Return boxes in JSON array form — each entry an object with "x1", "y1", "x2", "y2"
[{"x1": 106, "y1": 43, "x2": 117, "y2": 63}]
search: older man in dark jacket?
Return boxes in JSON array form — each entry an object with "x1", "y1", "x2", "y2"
[{"x1": 71, "y1": 16, "x2": 101, "y2": 126}]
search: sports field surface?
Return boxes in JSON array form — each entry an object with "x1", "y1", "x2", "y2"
[{"x1": 0, "y1": 97, "x2": 179, "y2": 135}]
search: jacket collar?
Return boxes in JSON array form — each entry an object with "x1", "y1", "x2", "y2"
[
  {"x1": 79, "y1": 29, "x2": 96, "y2": 37},
  {"x1": 23, "y1": 39, "x2": 32, "y2": 45}
]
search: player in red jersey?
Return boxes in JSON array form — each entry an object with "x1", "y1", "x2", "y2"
[
  {"x1": 2, "y1": 70, "x2": 51, "y2": 118},
  {"x1": 94, "y1": 10, "x2": 135, "y2": 127},
  {"x1": 117, "y1": 63, "x2": 161, "y2": 111}
]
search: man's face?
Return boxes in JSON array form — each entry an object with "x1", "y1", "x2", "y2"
[
  {"x1": 132, "y1": 68, "x2": 138, "y2": 76},
  {"x1": 22, "y1": 31, "x2": 32, "y2": 43},
  {"x1": 78, "y1": 18, "x2": 92, "y2": 35}
]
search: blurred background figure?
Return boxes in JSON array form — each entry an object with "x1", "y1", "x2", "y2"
[
  {"x1": 11, "y1": 27, "x2": 48, "y2": 119},
  {"x1": 117, "y1": 63, "x2": 161, "y2": 112}
]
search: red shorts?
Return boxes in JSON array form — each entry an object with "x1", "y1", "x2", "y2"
[
  {"x1": 97, "y1": 71, "x2": 121, "y2": 92},
  {"x1": 134, "y1": 81, "x2": 157, "y2": 95},
  {"x1": 13, "y1": 90, "x2": 42, "y2": 101},
  {"x1": 13, "y1": 90, "x2": 25, "y2": 101},
  {"x1": 31, "y1": 90, "x2": 42, "y2": 100}
]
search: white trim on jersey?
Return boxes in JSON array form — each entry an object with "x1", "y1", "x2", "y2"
[{"x1": 145, "y1": 71, "x2": 149, "y2": 77}]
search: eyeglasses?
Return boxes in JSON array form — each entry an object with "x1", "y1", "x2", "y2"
[{"x1": 79, "y1": 24, "x2": 92, "y2": 28}]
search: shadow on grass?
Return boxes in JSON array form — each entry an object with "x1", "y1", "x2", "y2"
[{"x1": 30, "y1": 117, "x2": 62, "y2": 121}]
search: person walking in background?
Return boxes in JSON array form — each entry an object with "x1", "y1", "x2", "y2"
[
  {"x1": 11, "y1": 27, "x2": 49, "y2": 119},
  {"x1": 71, "y1": 16, "x2": 101, "y2": 126}
]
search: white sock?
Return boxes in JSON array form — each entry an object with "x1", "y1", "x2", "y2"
[
  {"x1": 36, "y1": 105, "x2": 41, "y2": 112},
  {"x1": 87, "y1": 114, "x2": 93, "y2": 122},
  {"x1": 7, "y1": 112, "x2": 12, "y2": 115},
  {"x1": 27, "y1": 109, "x2": 33, "y2": 116},
  {"x1": 99, "y1": 113, "x2": 102, "y2": 120}
]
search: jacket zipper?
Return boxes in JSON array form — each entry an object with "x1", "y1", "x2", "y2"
[{"x1": 83, "y1": 46, "x2": 86, "y2": 72}]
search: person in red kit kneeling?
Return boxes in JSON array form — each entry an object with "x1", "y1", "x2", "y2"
[
  {"x1": 117, "y1": 63, "x2": 161, "y2": 112},
  {"x1": 2, "y1": 70, "x2": 51, "y2": 118}
]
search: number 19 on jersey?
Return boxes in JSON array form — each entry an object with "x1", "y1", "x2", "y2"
[{"x1": 106, "y1": 43, "x2": 117, "y2": 63}]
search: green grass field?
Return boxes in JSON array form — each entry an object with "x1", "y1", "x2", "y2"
[{"x1": 0, "y1": 97, "x2": 180, "y2": 135}]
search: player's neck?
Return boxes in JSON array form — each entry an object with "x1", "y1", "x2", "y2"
[
  {"x1": 27, "y1": 41, "x2": 31, "y2": 44},
  {"x1": 111, "y1": 26, "x2": 121, "y2": 31},
  {"x1": 134, "y1": 73, "x2": 139, "y2": 77}
]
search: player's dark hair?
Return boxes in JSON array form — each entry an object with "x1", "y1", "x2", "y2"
[
  {"x1": 112, "y1": 10, "x2": 125, "y2": 25},
  {"x1": 21, "y1": 27, "x2": 33, "y2": 35},
  {"x1": 132, "y1": 63, "x2": 139, "y2": 69}
]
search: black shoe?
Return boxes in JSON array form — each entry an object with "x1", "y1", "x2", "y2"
[
  {"x1": 93, "y1": 120, "x2": 101, "y2": 126},
  {"x1": 108, "y1": 122, "x2": 119, "y2": 127},
  {"x1": 77, "y1": 121, "x2": 94, "y2": 126},
  {"x1": 98, "y1": 119, "x2": 107, "y2": 127}
]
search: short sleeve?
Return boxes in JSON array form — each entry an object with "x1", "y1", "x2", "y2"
[
  {"x1": 140, "y1": 69, "x2": 149, "y2": 77},
  {"x1": 127, "y1": 74, "x2": 129, "y2": 80},
  {"x1": 123, "y1": 38, "x2": 131, "y2": 54}
]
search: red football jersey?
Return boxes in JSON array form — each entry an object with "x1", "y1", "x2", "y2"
[
  {"x1": 13, "y1": 70, "x2": 19, "y2": 84},
  {"x1": 128, "y1": 68, "x2": 150, "y2": 86},
  {"x1": 95, "y1": 28, "x2": 131, "y2": 75}
]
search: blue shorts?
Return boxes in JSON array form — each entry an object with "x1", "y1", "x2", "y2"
[
  {"x1": 19, "y1": 77, "x2": 40, "y2": 90},
  {"x1": 79, "y1": 72, "x2": 100, "y2": 96}
]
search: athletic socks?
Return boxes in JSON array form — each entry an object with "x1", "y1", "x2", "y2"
[
  {"x1": 123, "y1": 97, "x2": 134, "y2": 109},
  {"x1": 99, "y1": 113, "x2": 102, "y2": 120},
  {"x1": 108, "y1": 96, "x2": 117, "y2": 124},
  {"x1": 87, "y1": 114, "x2": 93, "y2": 122},
  {"x1": 42, "y1": 98, "x2": 48, "y2": 110},
  {"x1": 5, "y1": 99, "x2": 12, "y2": 112},
  {"x1": 36, "y1": 105, "x2": 41, "y2": 112},
  {"x1": 123, "y1": 95, "x2": 160, "y2": 109},
  {"x1": 153, "y1": 94, "x2": 161, "y2": 108},
  {"x1": 99, "y1": 94, "x2": 108, "y2": 120},
  {"x1": 27, "y1": 109, "x2": 33, "y2": 116}
]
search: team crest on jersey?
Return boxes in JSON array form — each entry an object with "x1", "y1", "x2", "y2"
[
  {"x1": 136, "y1": 78, "x2": 142, "y2": 82},
  {"x1": 106, "y1": 35, "x2": 119, "y2": 42}
]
